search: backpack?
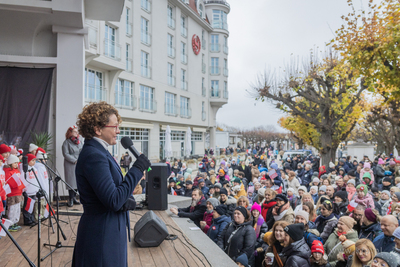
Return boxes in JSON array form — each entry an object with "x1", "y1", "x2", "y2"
[{"x1": 305, "y1": 232, "x2": 323, "y2": 247}]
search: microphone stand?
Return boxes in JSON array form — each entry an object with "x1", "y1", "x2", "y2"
[
  {"x1": 38, "y1": 159, "x2": 75, "y2": 261},
  {"x1": 0, "y1": 220, "x2": 37, "y2": 267}
]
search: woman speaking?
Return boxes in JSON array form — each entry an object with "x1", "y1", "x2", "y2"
[{"x1": 72, "y1": 102, "x2": 151, "y2": 267}]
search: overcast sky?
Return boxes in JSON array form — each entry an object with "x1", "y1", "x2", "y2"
[{"x1": 216, "y1": 0, "x2": 368, "y2": 130}]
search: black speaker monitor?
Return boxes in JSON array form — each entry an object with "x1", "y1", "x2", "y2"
[
  {"x1": 146, "y1": 163, "x2": 168, "y2": 210},
  {"x1": 134, "y1": 210, "x2": 168, "y2": 247}
]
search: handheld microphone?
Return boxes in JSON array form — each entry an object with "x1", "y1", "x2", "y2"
[
  {"x1": 22, "y1": 156, "x2": 28, "y2": 173},
  {"x1": 121, "y1": 137, "x2": 152, "y2": 172}
]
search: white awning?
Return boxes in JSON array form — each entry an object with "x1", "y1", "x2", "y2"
[
  {"x1": 121, "y1": 121, "x2": 154, "y2": 129},
  {"x1": 193, "y1": 127, "x2": 207, "y2": 132}
]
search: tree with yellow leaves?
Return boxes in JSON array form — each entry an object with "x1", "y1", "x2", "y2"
[{"x1": 253, "y1": 51, "x2": 365, "y2": 166}]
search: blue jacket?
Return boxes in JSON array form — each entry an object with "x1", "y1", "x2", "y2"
[
  {"x1": 359, "y1": 222, "x2": 382, "y2": 242},
  {"x1": 207, "y1": 215, "x2": 231, "y2": 243},
  {"x1": 200, "y1": 186, "x2": 209, "y2": 196},
  {"x1": 72, "y1": 138, "x2": 143, "y2": 267},
  {"x1": 270, "y1": 163, "x2": 282, "y2": 186},
  {"x1": 373, "y1": 234, "x2": 395, "y2": 253},
  {"x1": 311, "y1": 193, "x2": 318, "y2": 204},
  {"x1": 301, "y1": 169, "x2": 313, "y2": 186}
]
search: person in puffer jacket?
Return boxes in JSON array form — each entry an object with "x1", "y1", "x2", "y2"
[
  {"x1": 315, "y1": 200, "x2": 338, "y2": 243},
  {"x1": 279, "y1": 223, "x2": 311, "y2": 267},
  {"x1": 358, "y1": 208, "x2": 382, "y2": 242},
  {"x1": 200, "y1": 198, "x2": 219, "y2": 234},
  {"x1": 207, "y1": 205, "x2": 231, "y2": 243},
  {"x1": 355, "y1": 184, "x2": 375, "y2": 209}
]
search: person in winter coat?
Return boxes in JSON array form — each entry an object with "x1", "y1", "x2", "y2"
[
  {"x1": 333, "y1": 189, "x2": 349, "y2": 216},
  {"x1": 359, "y1": 208, "x2": 382, "y2": 242},
  {"x1": 232, "y1": 178, "x2": 246, "y2": 199},
  {"x1": 217, "y1": 206, "x2": 256, "y2": 262},
  {"x1": 251, "y1": 165, "x2": 260, "y2": 180},
  {"x1": 362, "y1": 172, "x2": 378, "y2": 192},
  {"x1": 355, "y1": 184, "x2": 375, "y2": 209},
  {"x1": 319, "y1": 166, "x2": 327, "y2": 178},
  {"x1": 294, "y1": 210, "x2": 320, "y2": 248},
  {"x1": 267, "y1": 194, "x2": 295, "y2": 230},
  {"x1": 373, "y1": 215, "x2": 398, "y2": 253},
  {"x1": 238, "y1": 159, "x2": 252, "y2": 182},
  {"x1": 288, "y1": 188, "x2": 300, "y2": 210},
  {"x1": 219, "y1": 188, "x2": 237, "y2": 217},
  {"x1": 261, "y1": 188, "x2": 277, "y2": 222},
  {"x1": 287, "y1": 171, "x2": 300, "y2": 195},
  {"x1": 270, "y1": 163, "x2": 283, "y2": 187},
  {"x1": 346, "y1": 179, "x2": 357, "y2": 202},
  {"x1": 345, "y1": 238, "x2": 376, "y2": 267},
  {"x1": 200, "y1": 198, "x2": 219, "y2": 234},
  {"x1": 264, "y1": 220, "x2": 291, "y2": 267},
  {"x1": 371, "y1": 252, "x2": 399, "y2": 267},
  {"x1": 310, "y1": 240, "x2": 330, "y2": 267},
  {"x1": 279, "y1": 223, "x2": 312, "y2": 267},
  {"x1": 301, "y1": 164, "x2": 314, "y2": 190},
  {"x1": 324, "y1": 216, "x2": 358, "y2": 267},
  {"x1": 170, "y1": 188, "x2": 207, "y2": 228},
  {"x1": 360, "y1": 162, "x2": 375, "y2": 184},
  {"x1": 207, "y1": 205, "x2": 231, "y2": 243},
  {"x1": 315, "y1": 200, "x2": 338, "y2": 243},
  {"x1": 297, "y1": 163, "x2": 305, "y2": 178},
  {"x1": 250, "y1": 202, "x2": 269, "y2": 267},
  {"x1": 374, "y1": 158, "x2": 386, "y2": 184},
  {"x1": 379, "y1": 190, "x2": 391, "y2": 216}
]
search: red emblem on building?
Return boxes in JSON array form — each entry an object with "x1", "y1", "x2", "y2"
[{"x1": 192, "y1": 34, "x2": 201, "y2": 55}]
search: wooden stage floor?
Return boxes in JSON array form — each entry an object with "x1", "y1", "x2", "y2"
[{"x1": 0, "y1": 203, "x2": 210, "y2": 267}]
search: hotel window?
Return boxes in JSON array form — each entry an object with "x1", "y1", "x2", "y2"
[
  {"x1": 201, "y1": 30, "x2": 206, "y2": 49},
  {"x1": 211, "y1": 80, "x2": 219, "y2": 97},
  {"x1": 212, "y1": 9, "x2": 227, "y2": 30},
  {"x1": 126, "y1": 7, "x2": 132, "y2": 37},
  {"x1": 167, "y1": 5, "x2": 175, "y2": 29},
  {"x1": 180, "y1": 96, "x2": 190, "y2": 118},
  {"x1": 126, "y1": 44, "x2": 132, "y2": 72},
  {"x1": 141, "y1": 51, "x2": 150, "y2": 78},
  {"x1": 85, "y1": 68, "x2": 105, "y2": 102},
  {"x1": 167, "y1": 63, "x2": 174, "y2": 86},
  {"x1": 211, "y1": 57, "x2": 219, "y2": 75},
  {"x1": 181, "y1": 69, "x2": 187, "y2": 90},
  {"x1": 141, "y1": 0, "x2": 151, "y2": 13},
  {"x1": 224, "y1": 59, "x2": 228, "y2": 76},
  {"x1": 115, "y1": 79, "x2": 134, "y2": 108},
  {"x1": 199, "y1": 4, "x2": 204, "y2": 18},
  {"x1": 167, "y1": 34, "x2": 175, "y2": 58},
  {"x1": 202, "y1": 77, "x2": 206, "y2": 96},
  {"x1": 165, "y1": 92, "x2": 176, "y2": 115},
  {"x1": 210, "y1": 34, "x2": 219, "y2": 52},
  {"x1": 201, "y1": 102, "x2": 206, "y2": 121},
  {"x1": 141, "y1": 17, "x2": 151, "y2": 45},
  {"x1": 181, "y1": 42, "x2": 187, "y2": 64},
  {"x1": 139, "y1": 85, "x2": 155, "y2": 111},
  {"x1": 181, "y1": 16, "x2": 187, "y2": 37},
  {"x1": 105, "y1": 25, "x2": 119, "y2": 59}
]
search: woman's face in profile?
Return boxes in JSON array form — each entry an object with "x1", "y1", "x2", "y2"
[{"x1": 72, "y1": 128, "x2": 79, "y2": 137}]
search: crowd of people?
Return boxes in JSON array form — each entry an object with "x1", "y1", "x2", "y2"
[{"x1": 167, "y1": 149, "x2": 400, "y2": 267}]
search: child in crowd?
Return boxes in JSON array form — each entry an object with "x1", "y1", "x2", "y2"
[
  {"x1": 355, "y1": 184, "x2": 375, "y2": 209},
  {"x1": 310, "y1": 240, "x2": 329, "y2": 267}
]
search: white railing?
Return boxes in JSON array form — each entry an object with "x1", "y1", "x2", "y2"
[
  {"x1": 139, "y1": 98, "x2": 157, "y2": 112},
  {"x1": 210, "y1": 88, "x2": 219, "y2": 98},
  {"x1": 141, "y1": 32, "x2": 151, "y2": 46},
  {"x1": 223, "y1": 90, "x2": 229, "y2": 99},
  {"x1": 168, "y1": 76, "x2": 176, "y2": 86},
  {"x1": 202, "y1": 86, "x2": 206, "y2": 96},
  {"x1": 88, "y1": 27, "x2": 98, "y2": 48},
  {"x1": 210, "y1": 66, "x2": 220, "y2": 75},
  {"x1": 223, "y1": 68, "x2": 229, "y2": 77},
  {"x1": 168, "y1": 17, "x2": 175, "y2": 29},
  {"x1": 212, "y1": 20, "x2": 228, "y2": 31},
  {"x1": 115, "y1": 92, "x2": 136, "y2": 109},
  {"x1": 168, "y1": 47, "x2": 175, "y2": 58},
  {"x1": 141, "y1": 0, "x2": 151, "y2": 13},
  {"x1": 210, "y1": 43, "x2": 220, "y2": 52},
  {"x1": 202, "y1": 63, "x2": 206, "y2": 74},
  {"x1": 126, "y1": 22, "x2": 133, "y2": 37},
  {"x1": 85, "y1": 85, "x2": 107, "y2": 102},
  {"x1": 126, "y1": 59, "x2": 133, "y2": 72},
  {"x1": 181, "y1": 54, "x2": 187, "y2": 64},
  {"x1": 223, "y1": 45, "x2": 229, "y2": 54},
  {"x1": 104, "y1": 39, "x2": 121, "y2": 60},
  {"x1": 165, "y1": 104, "x2": 178, "y2": 116},
  {"x1": 181, "y1": 80, "x2": 188, "y2": 91},
  {"x1": 202, "y1": 111, "x2": 206, "y2": 121},
  {"x1": 180, "y1": 107, "x2": 192, "y2": 118},
  {"x1": 204, "y1": 0, "x2": 230, "y2": 8},
  {"x1": 181, "y1": 27, "x2": 187, "y2": 38},
  {"x1": 141, "y1": 65, "x2": 152, "y2": 78}
]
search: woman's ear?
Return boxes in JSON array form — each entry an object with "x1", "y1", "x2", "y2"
[{"x1": 94, "y1": 126, "x2": 102, "y2": 137}]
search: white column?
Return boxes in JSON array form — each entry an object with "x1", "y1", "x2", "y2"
[
  {"x1": 209, "y1": 126, "x2": 216, "y2": 152},
  {"x1": 149, "y1": 122, "x2": 160, "y2": 161}
]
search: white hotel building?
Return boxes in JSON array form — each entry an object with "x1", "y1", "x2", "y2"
[
  {"x1": 0, "y1": 0, "x2": 229, "y2": 171},
  {"x1": 85, "y1": 0, "x2": 231, "y2": 160}
]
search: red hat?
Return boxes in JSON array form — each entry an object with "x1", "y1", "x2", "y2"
[
  {"x1": 311, "y1": 240, "x2": 324, "y2": 254},
  {"x1": 17, "y1": 149, "x2": 23, "y2": 156},
  {"x1": 35, "y1": 147, "x2": 46, "y2": 156},
  {"x1": 27, "y1": 154, "x2": 36, "y2": 163},
  {"x1": 0, "y1": 144, "x2": 11, "y2": 154},
  {"x1": 0, "y1": 155, "x2": 4, "y2": 163}
]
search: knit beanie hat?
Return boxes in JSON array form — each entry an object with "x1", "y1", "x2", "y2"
[
  {"x1": 329, "y1": 162, "x2": 335, "y2": 168},
  {"x1": 364, "y1": 208, "x2": 377, "y2": 223},
  {"x1": 7, "y1": 154, "x2": 19, "y2": 165},
  {"x1": 393, "y1": 227, "x2": 400, "y2": 240},
  {"x1": 298, "y1": 186, "x2": 307, "y2": 193},
  {"x1": 233, "y1": 177, "x2": 241, "y2": 184},
  {"x1": 29, "y1": 143, "x2": 38, "y2": 153},
  {"x1": 287, "y1": 188, "x2": 295, "y2": 194},
  {"x1": 374, "y1": 252, "x2": 399, "y2": 267},
  {"x1": 311, "y1": 240, "x2": 324, "y2": 254},
  {"x1": 339, "y1": 235, "x2": 356, "y2": 256},
  {"x1": 207, "y1": 198, "x2": 219, "y2": 209},
  {"x1": 321, "y1": 174, "x2": 328, "y2": 180},
  {"x1": 338, "y1": 216, "x2": 356, "y2": 229},
  {"x1": 381, "y1": 190, "x2": 390, "y2": 198},
  {"x1": 214, "y1": 205, "x2": 227, "y2": 216},
  {"x1": 356, "y1": 184, "x2": 368, "y2": 195},
  {"x1": 364, "y1": 162, "x2": 371, "y2": 169},
  {"x1": 334, "y1": 190, "x2": 348, "y2": 202},
  {"x1": 313, "y1": 177, "x2": 320, "y2": 184},
  {"x1": 247, "y1": 186, "x2": 254, "y2": 194},
  {"x1": 390, "y1": 160, "x2": 396, "y2": 167},
  {"x1": 312, "y1": 172, "x2": 319, "y2": 178},
  {"x1": 347, "y1": 179, "x2": 356, "y2": 186},
  {"x1": 235, "y1": 206, "x2": 249, "y2": 219},
  {"x1": 185, "y1": 180, "x2": 193, "y2": 185},
  {"x1": 319, "y1": 185, "x2": 327, "y2": 193},
  {"x1": 258, "y1": 188, "x2": 266, "y2": 198},
  {"x1": 27, "y1": 154, "x2": 36, "y2": 163},
  {"x1": 284, "y1": 223, "x2": 304, "y2": 242},
  {"x1": 0, "y1": 144, "x2": 11, "y2": 154},
  {"x1": 220, "y1": 188, "x2": 228, "y2": 196},
  {"x1": 251, "y1": 202, "x2": 262, "y2": 214},
  {"x1": 295, "y1": 210, "x2": 309, "y2": 223},
  {"x1": 214, "y1": 183, "x2": 221, "y2": 189},
  {"x1": 383, "y1": 177, "x2": 392, "y2": 183},
  {"x1": 235, "y1": 254, "x2": 248, "y2": 266},
  {"x1": 275, "y1": 194, "x2": 288, "y2": 204},
  {"x1": 310, "y1": 186, "x2": 318, "y2": 193},
  {"x1": 378, "y1": 158, "x2": 385, "y2": 165}
]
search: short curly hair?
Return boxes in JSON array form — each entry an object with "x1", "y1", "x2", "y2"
[{"x1": 76, "y1": 102, "x2": 122, "y2": 139}]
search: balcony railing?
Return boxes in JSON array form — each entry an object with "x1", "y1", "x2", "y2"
[
  {"x1": 223, "y1": 68, "x2": 229, "y2": 77},
  {"x1": 210, "y1": 88, "x2": 219, "y2": 98},
  {"x1": 88, "y1": 27, "x2": 98, "y2": 48},
  {"x1": 204, "y1": 0, "x2": 230, "y2": 8},
  {"x1": 212, "y1": 20, "x2": 228, "y2": 31},
  {"x1": 202, "y1": 39, "x2": 206, "y2": 50},
  {"x1": 223, "y1": 45, "x2": 229, "y2": 54},
  {"x1": 210, "y1": 66, "x2": 220, "y2": 75},
  {"x1": 165, "y1": 104, "x2": 178, "y2": 116},
  {"x1": 180, "y1": 107, "x2": 192, "y2": 118},
  {"x1": 168, "y1": 47, "x2": 175, "y2": 58},
  {"x1": 104, "y1": 39, "x2": 121, "y2": 60},
  {"x1": 210, "y1": 43, "x2": 220, "y2": 52},
  {"x1": 85, "y1": 85, "x2": 107, "y2": 102},
  {"x1": 202, "y1": 63, "x2": 206, "y2": 74},
  {"x1": 141, "y1": 32, "x2": 151, "y2": 46},
  {"x1": 202, "y1": 111, "x2": 206, "y2": 121},
  {"x1": 202, "y1": 86, "x2": 206, "y2": 96},
  {"x1": 141, "y1": 0, "x2": 151, "y2": 13},
  {"x1": 141, "y1": 65, "x2": 152, "y2": 78},
  {"x1": 168, "y1": 76, "x2": 176, "y2": 86},
  {"x1": 126, "y1": 22, "x2": 133, "y2": 37},
  {"x1": 115, "y1": 92, "x2": 137, "y2": 109},
  {"x1": 139, "y1": 98, "x2": 157, "y2": 113},
  {"x1": 126, "y1": 59, "x2": 133, "y2": 72},
  {"x1": 168, "y1": 17, "x2": 175, "y2": 29},
  {"x1": 181, "y1": 80, "x2": 188, "y2": 90},
  {"x1": 223, "y1": 90, "x2": 229, "y2": 99},
  {"x1": 181, "y1": 54, "x2": 188, "y2": 64},
  {"x1": 181, "y1": 27, "x2": 187, "y2": 38}
]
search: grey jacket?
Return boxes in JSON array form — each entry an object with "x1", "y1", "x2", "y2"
[{"x1": 62, "y1": 138, "x2": 83, "y2": 189}]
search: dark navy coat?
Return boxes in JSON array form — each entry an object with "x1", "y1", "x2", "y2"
[
  {"x1": 72, "y1": 138, "x2": 142, "y2": 267},
  {"x1": 207, "y1": 215, "x2": 231, "y2": 243}
]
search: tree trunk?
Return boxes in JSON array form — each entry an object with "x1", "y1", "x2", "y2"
[{"x1": 320, "y1": 131, "x2": 335, "y2": 168}]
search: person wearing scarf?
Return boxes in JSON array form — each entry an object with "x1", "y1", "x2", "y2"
[
  {"x1": 250, "y1": 202, "x2": 268, "y2": 266},
  {"x1": 267, "y1": 194, "x2": 294, "y2": 229},
  {"x1": 323, "y1": 216, "x2": 358, "y2": 267},
  {"x1": 62, "y1": 125, "x2": 83, "y2": 207},
  {"x1": 346, "y1": 179, "x2": 357, "y2": 201},
  {"x1": 261, "y1": 189, "x2": 277, "y2": 225},
  {"x1": 318, "y1": 165, "x2": 326, "y2": 178},
  {"x1": 315, "y1": 199, "x2": 338, "y2": 243},
  {"x1": 200, "y1": 198, "x2": 219, "y2": 234}
]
